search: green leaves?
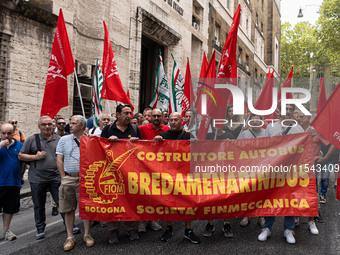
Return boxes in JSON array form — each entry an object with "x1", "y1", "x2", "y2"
[
  {"x1": 281, "y1": 0, "x2": 340, "y2": 80},
  {"x1": 316, "y1": 0, "x2": 340, "y2": 74}
]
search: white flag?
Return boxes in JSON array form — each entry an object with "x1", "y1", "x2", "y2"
[
  {"x1": 169, "y1": 54, "x2": 184, "y2": 114},
  {"x1": 150, "y1": 51, "x2": 169, "y2": 112}
]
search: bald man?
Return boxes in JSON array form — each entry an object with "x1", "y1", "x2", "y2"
[
  {"x1": 0, "y1": 123, "x2": 25, "y2": 241},
  {"x1": 154, "y1": 113, "x2": 200, "y2": 244},
  {"x1": 139, "y1": 109, "x2": 170, "y2": 140}
]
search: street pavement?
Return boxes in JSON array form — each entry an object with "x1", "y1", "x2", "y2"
[{"x1": 1, "y1": 179, "x2": 340, "y2": 255}]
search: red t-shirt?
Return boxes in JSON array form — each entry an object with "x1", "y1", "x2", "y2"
[{"x1": 139, "y1": 123, "x2": 170, "y2": 139}]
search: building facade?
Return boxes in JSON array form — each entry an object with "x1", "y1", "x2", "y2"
[{"x1": 0, "y1": 0, "x2": 281, "y2": 135}]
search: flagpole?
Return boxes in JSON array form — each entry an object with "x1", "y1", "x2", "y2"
[{"x1": 73, "y1": 67, "x2": 86, "y2": 118}]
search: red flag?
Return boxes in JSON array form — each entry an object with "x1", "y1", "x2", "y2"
[
  {"x1": 316, "y1": 78, "x2": 326, "y2": 115},
  {"x1": 40, "y1": 9, "x2": 74, "y2": 118},
  {"x1": 217, "y1": 4, "x2": 240, "y2": 81},
  {"x1": 181, "y1": 58, "x2": 193, "y2": 118},
  {"x1": 101, "y1": 21, "x2": 133, "y2": 110},
  {"x1": 278, "y1": 66, "x2": 293, "y2": 101},
  {"x1": 195, "y1": 52, "x2": 209, "y2": 114},
  {"x1": 200, "y1": 52, "x2": 208, "y2": 79},
  {"x1": 254, "y1": 69, "x2": 274, "y2": 110},
  {"x1": 127, "y1": 89, "x2": 134, "y2": 116},
  {"x1": 311, "y1": 81, "x2": 340, "y2": 150},
  {"x1": 263, "y1": 67, "x2": 293, "y2": 122},
  {"x1": 211, "y1": 4, "x2": 241, "y2": 125},
  {"x1": 196, "y1": 51, "x2": 217, "y2": 140}
]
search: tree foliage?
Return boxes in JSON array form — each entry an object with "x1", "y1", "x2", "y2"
[
  {"x1": 316, "y1": 0, "x2": 340, "y2": 73},
  {"x1": 280, "y1": 21, "x2": 321, "y2": 79}
]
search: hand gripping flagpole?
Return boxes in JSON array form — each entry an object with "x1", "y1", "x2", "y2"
[{"x1": 73, "y1": 67, "x2": 86, "y2": 118}]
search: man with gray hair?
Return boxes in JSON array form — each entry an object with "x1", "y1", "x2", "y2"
[
  {"x1": 19, "y1": 116, "x2": 63, "y2": 240},
  {"x1": 57, "y1": 115, "x2": 94, "y2": 251},
  {"x1": 88, "y1": 113, "x2": 110, "y2": 137}
]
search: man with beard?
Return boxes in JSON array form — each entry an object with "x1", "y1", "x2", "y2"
[
  {"x1": 139, "y1": 109, "x2": 170, "y2": 140},
  {"x1": 137, "y1": 109, "x2": 168, "y2": 232},
  {"x1": 55, "y1": 117, "x2": 70, "y2": 137}
]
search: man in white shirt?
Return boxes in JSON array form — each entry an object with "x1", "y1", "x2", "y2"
[{"x1": 89, "y1": 113, "x2": 110, "y2": 138}]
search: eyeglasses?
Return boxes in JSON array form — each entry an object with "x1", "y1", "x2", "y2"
[
  {"x1": 10, "y1": 121, "x2": 17, "y2": 124},
  {"x1": 1, "y1": 132, "x2": 12, "y2": 135},
  {"x1": 102, "y1": 118, "x2": 110, "y2": 121},
  {"x1": 40, "y1": 123, "x2": 53, "y2": 127},
  {"x1": 57, "y1": 122, "x2": 66, "y2": 125},
  {"x1": 152, "y1": 115, "x2": 162, "y2": 118}
]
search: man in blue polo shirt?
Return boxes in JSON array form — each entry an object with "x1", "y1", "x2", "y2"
[{"x1": 0, "y1": 123, "x2": 25, "y2": 241}]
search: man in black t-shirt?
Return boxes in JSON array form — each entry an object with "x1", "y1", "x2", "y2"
[
  {"x1": 154, "y1": 112, "x2": 200, "y2": 244},
  {"x1": 101, "y1": 104, "x2": 141, "y2": 244}
]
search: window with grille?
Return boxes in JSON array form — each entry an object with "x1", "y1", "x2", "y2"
[{"x1": 0, "y1": 33, "x2": 10, "y2": 122}]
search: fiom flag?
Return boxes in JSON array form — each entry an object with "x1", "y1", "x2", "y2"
[
  {"x1": 101, "y1": 21, "x2": 133, "y2": 110},
  {"x1": 41, "y1": 9, "x2": 74, "y2": 118}
]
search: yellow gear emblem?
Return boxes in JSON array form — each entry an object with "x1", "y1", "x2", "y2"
[{"x1": 84, "y1": 147, "x2": 136, "y2": 204}]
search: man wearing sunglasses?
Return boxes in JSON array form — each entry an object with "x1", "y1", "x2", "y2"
[
  {"x1": 139, "y1": 109, "x2": 170, "y2": 140},
  {"x1": 19, "y1": 116, "x2": 63, "y2": 240},
  {"x1": 56, "y1": 118, "x2": 70, "y2": 137},
  {"x1": 137, "y1": 109, "x2": 169, "y2": 233},
  {"x1": 9, "y1": 119, "x2": 25, "y2": 143}
]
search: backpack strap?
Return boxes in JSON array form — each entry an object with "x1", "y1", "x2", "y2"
[
  {"x1": 74, "y1": 137, "x2": 80, "y2": 147},
  {"x1": 131, "y1": 124, "x2": 138, "y2": 137},
  {"x1": 34, "y1": 134, "x2": 42, "y2": 167},
  {"x1": 249, "y1": 129, "x2": 257, "y2": 138},
  {"x1": 282, "y1": 123, "x2": 293, "y2": 135},
  {"x1": 34, "y1": 134, "x2": 42, "y2": 151}
]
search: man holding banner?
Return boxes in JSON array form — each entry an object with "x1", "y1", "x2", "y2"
[
  {"x1": 259, "y1": 104, "x2": 303, "y2": 244},
  {"x1": 154, "y1": 112, "x2": 201, "y2": 244},
  {"x1": 101, "y1": 103, "x2": 142, "y2": 244}
]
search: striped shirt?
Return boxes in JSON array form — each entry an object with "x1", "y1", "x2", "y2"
[
  {"x1": 265, "y1": 121, "x2": 304, "y2": 137},
  {"x1": 56, "y1": 134, "x2": 80, "y2": 174}
]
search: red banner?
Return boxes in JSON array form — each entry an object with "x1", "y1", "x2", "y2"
[{"x1": 79, "y1": 133, "x2": 317, "y2": 221}]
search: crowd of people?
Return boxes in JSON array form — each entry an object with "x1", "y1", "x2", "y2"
[{"x1": 0, "y1": 103, "x2": 338, "y2": 251}]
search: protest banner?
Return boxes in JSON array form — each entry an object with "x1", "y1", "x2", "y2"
[{"x1": 79, "y1": 133, "x2": 317, "y2": 221}]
